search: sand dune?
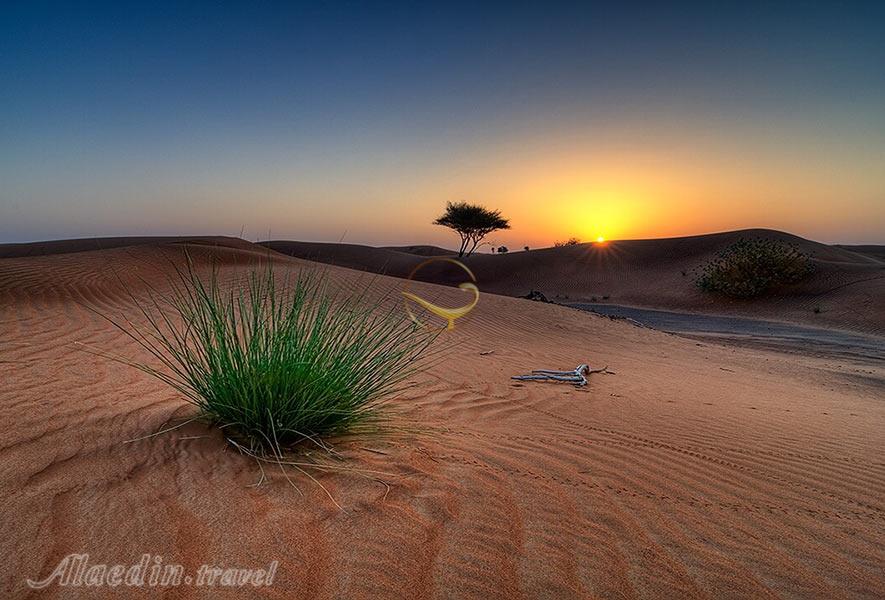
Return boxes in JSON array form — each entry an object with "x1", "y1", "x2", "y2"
[
  {"x1": 1, "y1": 238, "x2": 883, "y2": 598},
  {"x1": 0, "y1": 236, "x2": 260, "y2": 259},
  {"x1": 379, "y1": 244, "x2": 457, "y2": 256},
  {"x1": 263, "y1": 229, "x2": 885, "y2": 336}
]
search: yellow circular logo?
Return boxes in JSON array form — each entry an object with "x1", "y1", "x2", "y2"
[{"x1": 401, "y1": 257, "x2": 479, "y2": 331}]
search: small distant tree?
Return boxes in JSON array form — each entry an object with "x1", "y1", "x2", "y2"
[
  {"x1": 696, "y1": 238, "x2": 813, "y2": 298},
  {"x1": 524, "y1": 246, "x2": 530, "y2": 252},
  {"x1": 554, "y1": 237, "x2": 581, "y2": 247},
  {"x1": 498, "y1": 246, "x2": 508, "y2": 254},
  {"x1": 434, "y1": 201, "x2": 510, "y2": 257}
]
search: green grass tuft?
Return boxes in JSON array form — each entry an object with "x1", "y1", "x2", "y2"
[{"x1": 105, "y1": 260, "x2": 436, "y2": 454}]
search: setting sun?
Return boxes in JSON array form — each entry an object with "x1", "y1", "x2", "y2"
[{"x1": 596, "y1": 236, "x2": 605, "y2": 243}]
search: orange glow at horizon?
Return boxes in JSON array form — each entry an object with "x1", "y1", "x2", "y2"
[
  {"x1": 147, "y1": 119, "x2": 885, "y2": 249},
  {"x1": 463, "y1": 131, "x2": 885, "y2": 248}
]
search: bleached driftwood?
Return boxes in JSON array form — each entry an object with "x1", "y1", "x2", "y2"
[{"x1": 511, "y1": 363, "x2": 612, "y2": 387}]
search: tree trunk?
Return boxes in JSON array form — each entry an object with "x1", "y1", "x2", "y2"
[{"x1": 466, "y1": 235, "x2": 481, "y2": 257}]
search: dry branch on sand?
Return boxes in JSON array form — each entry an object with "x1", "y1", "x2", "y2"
[{"x1": 511, "y1": 363, "x2": 613, "y2": 386}]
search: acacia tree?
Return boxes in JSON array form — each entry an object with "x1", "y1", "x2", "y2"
[{"x1": 433, "y1": 201, "x2": 510, "y2": 257}]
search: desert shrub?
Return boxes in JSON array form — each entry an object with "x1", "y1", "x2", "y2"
[
  {"x1": 103, "y1": 262, "x2": 435, "y2": 454},
  {"x1": 696, "y1": 238, "x2": 813, "y2": 298},
  {"x1": 554, "y1": 237, "x2": 581, "y2": 247}
]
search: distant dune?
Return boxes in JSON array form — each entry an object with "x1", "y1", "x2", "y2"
[
  {"x1": 379, "y1": 244, "x2": 457, "y2": 256},
  {"x1": 837, "y1": 244, "x2": 885, "y2": 261},
  {"x1": 1, "y1": 237, "x2": 882, "y2": 598},
  {"x1": 4, "y1": 231, "x2": 882, "y2": 335},
  {"x1": 0, "y1": 235, "x2": 260, "y2": 258},
  {"x1": 262, "y1": 229, "x2": 885, "y2": 336}
]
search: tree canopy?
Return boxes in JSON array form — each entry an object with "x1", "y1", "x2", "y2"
[{"x1": 433, "y1": 202, "x2": 510, "y2": 257}]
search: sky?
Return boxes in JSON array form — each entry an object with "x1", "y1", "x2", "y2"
[{"x1": 1, "y1": 1, "x2": 884, "y2": 247}]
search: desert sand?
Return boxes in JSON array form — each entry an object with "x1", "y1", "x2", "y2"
[
  {"x1": 1, "y1": 238, "x2": 883, "y2": 598},
  {"x1": 263, "y1": 229, "x2": 885, "y2": 336}
]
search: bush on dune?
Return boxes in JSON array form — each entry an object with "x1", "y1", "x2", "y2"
[
  {"x1": 696, "y1": 238, "x2": 814, "y2": 298},
  {"x1": 103, "y1": 262, "x2": 436, "y2": 455}
]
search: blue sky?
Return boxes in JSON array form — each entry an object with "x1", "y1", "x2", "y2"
[{"x1": 2, "y1": 2, "x2": 884, "y2": 245}]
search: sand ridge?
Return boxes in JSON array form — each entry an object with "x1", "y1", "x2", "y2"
[
  {"x1": 262, "y1": 229, "x2": 885, "y2": 336},
  {"x1": 1, "y1": 239, "x2": 883, "y2": 598}
]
